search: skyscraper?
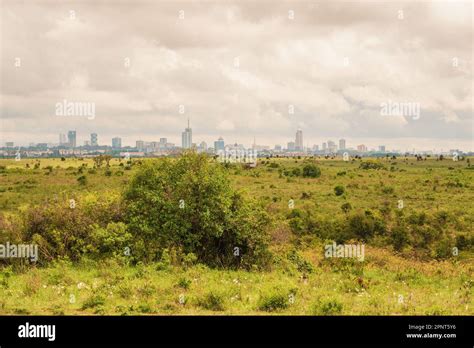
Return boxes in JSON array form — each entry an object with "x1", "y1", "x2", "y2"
[
  {"x1": 214, "y1": 137, "x2": 225, "y2": 152},
  {"x1": 339, "y1": 139, "x2": 346, "y2": 150},
  {"x1": 295, "y1": 129, "x2": 303, "y2": 151},
  {"x1": 59, "y1": 133, "x2": 66, "y2": 145},
  {"x1": 328, "y1": 140, "x2": 337, "y2": 153},
  {"x1": 112, "y1": 137, "x2": 122, "y2": 149},
  {"x1": 91, "y1": 133, "x2": 98, "y2": 147},
  {"x1": 67, "y1": 131, "x2": 76, "y2": 148},
  {"x1": 136, "y1": 140, "x2": 145, "y2": 151},
  {"x1": 181, "y1": 118, "x2": 192, "y2": 149}
]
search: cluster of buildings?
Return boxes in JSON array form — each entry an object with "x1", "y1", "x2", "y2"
[{"x1": 1, "y1": 122, "x2": 470, "y2": 158}]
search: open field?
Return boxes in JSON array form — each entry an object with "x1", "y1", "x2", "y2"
[{"x1": 0, "y1": 156, "x2": 473, "y2": 315}]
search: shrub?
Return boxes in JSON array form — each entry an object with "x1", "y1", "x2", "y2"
[
  {"x1": 77, "y1": 175, "x2": 87, "y2": 186},
  {"x1": 345, "y1": 211, "x2": 385, "y2": 241},
  {"x1": 341, "y1": 202, "x2": 352, "y2": 213},
  {"x1": 359, "y1": 161, "x2": 385, "y2": 170},
  {"x1": 312, "y1": 298, "x2": 343, "y2": 315},
  {"x1": 258, "y1": 291, "x2": 289, "y2": 312},
  {"x1": 302, "y1": 164, "x2": 321, "y2": 178},
  {"x1": 18, "y1": 194, "x2": 124, "y2": 263},
  {"x1": 124, "y1": 152, "x2": 271, "y2": 268},
  {"x1": 334, "y1": 185, "x2": 345, "y2": 196},
  {"x1": 390, "y1": 224, "x2": 410, "y2": 251},
  {"x1": 197, "y1": 292, "x2": 225, "y2": 311},
  {"x1": 286, "y1": 249, "x2": 314, "y2": 273}
]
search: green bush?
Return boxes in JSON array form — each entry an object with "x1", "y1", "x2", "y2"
[
  {"x1": 312, "y1": 298, "x2": 343, "y2": 315},
  {"x1": 258, "y1": 291, "x2": 289, "y2": 312},
  {"x1": 341, "y1": 202, "x2": 352, "y2": 213},
  {"x1": 302, "y1": 164, "x2": 321, "y2": 178},
  {"x1": 334, "y1": 185, "x2": 345, "y2": 196},
  {"x1": 197, "y1": 292, "x2": 225, "y2": 311},
  {"x1": 359, "y1": 161, "x2": 385, "y2": 170},
  {"x1": 124, "y1": 152, "x2": 271, "y2": 268},
  {"x1": 77, "y1": 175, "x2": 87, "y2": 186}
]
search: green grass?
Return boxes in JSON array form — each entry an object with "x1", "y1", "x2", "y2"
[{"x1": 0, "y1": 156, "x2": 473, "y2": 315}]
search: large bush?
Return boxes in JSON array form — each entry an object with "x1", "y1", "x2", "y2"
[
  {"x1": 1, "y1": 193, "x2": 125, "y2": 264},
  {"x1": 124, "y1": 152, "x2": 271, "y2": 268}
]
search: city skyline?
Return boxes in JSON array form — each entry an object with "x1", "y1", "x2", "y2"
[
  {"x1": 2, "y1": 120, "x2": 469, "y2": 155},
  {"x1": 1, "y1": 2, "x2": 472, "y2": 152}
]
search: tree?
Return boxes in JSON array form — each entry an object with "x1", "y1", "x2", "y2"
[{"x1": 124, "y1": 152, "x2": 271, "y2": 268}]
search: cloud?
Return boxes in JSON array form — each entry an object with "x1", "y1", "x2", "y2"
[{"x1": 0, "y1": 0, "x2": 472, "y2": 150}]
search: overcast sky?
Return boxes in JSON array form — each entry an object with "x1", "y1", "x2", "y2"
[{"x1": 1, "y1": 0, "x2": 472, "y2": 151}]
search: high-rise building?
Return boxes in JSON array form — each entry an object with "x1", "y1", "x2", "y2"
[
  {"x1": 274, "y1": 145, "x2": 282, "y2": 151},
  {"x1": 136, "y1": 140, "x2": 145, "y2": 151},
  {"x1": 59, "y1": 133, "x2": 66, "y2": 145},
  {"x1": 322, "y1": 142, "x2": 327, "y2": 152},
  {"x1": 328, "y1": 140, "x2": 337, "y2": 153},
  {"x1": 313, "y1": 145, "x2": 319, "y2": 152},
  {"x1": 199, "y1": 141, "x2": 207, "y2": 152},
  {"x1": 378, "y1": 145, "x2": 386, "y2": 152},
  {"x1": 91, "y1": 133, "x2": 98, "y2": 147},
  {"x1": 214, "y1": 137, "x2": 225, "y2": 152},
  {"x1": 84, "y1": 140, "x2": 91, "y2": 146},
  {"x1": 339, "y1": 139, "x2": 346, "y2": 150},
  {"x1": 295, "y1": 129, "x2": 303, "y2": 151},
  {"x1": 287, "y1": 142, "x2": 296, "y2": 151},
  {"x1": 67, "y1": 131, "x2": 76, "y2": 148},
  {"x1": 181, "y1": 118, "x2": 192, "y2": 149},
  {"x1": 357, "y1": 144, "x2": 367, "y2": 152},
  {"x1": 5, "y1": 142, "x2": 14, "y2": 148},
  {"x1": 112, "y1": 137, "x2": 122, "y2": 149}
]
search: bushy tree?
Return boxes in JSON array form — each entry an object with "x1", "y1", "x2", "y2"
[{"x1": 124, "y1": 152, "x2": 271, "y2": 268}]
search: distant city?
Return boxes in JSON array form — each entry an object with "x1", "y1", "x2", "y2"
[{"x1": 1, "y1": 119, "x2": 470, "y2": 158}]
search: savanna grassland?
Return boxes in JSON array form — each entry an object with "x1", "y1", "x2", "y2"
[{"x1": 0, "y1": 155, "x2": 473, "y2": 315}]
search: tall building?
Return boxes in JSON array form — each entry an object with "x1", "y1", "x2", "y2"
[
  {"x1": 199, "y1": 141, "x2": 207, "y2": 152},
  {"x1": 295, "y1": 129, "x2": 303, "y2": 151},
  {"x1": 136, "y1": 140, "x2": 145, "y2": 151},
  {"x1": 181, "y1": 118, "x2": 192, "y2": 149},
  {"x1": 357, "y1": 144, "x2": 367, "y2": 152},
  {"x1": 214, "y1": 137, "x2": 225, "y2": 152},
  {"x1": 339, "y1": 139, "x2": 346, "y2": 150},
  {"x1": 112, "y1": 137, "x2": 122, "y2": 149},
  {"x1": 328, "y1": 140, "x2": 337, "y2": 153},
  {"x1": 313, "y1": 145, "x2": 319, "y2": 152},
  {"x1": 5, "y1": 142, "x2": 14, "y2": 148},
  {"x1": 91, "y1": 133, "x2": 98, "y2": 147},
  {"x1": 67, "y1": 131, "x2": 76, "y2": 148},
  {"x1": 59, "y1": 133, "x2": 66, "y2": 145},
  {"x1": 378, "y1": 145, "x2": 386, "y2": 152},
  {"x1": 287, "y1": 142, "x2": 296, "y2": 151},
  {"x1": 322, "y1": 142, "x2": 327, "y2": 152}
]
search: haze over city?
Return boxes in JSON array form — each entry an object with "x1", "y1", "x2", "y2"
[{"x1": 1, "y1": 1, "x2": 473, "y2": 151}]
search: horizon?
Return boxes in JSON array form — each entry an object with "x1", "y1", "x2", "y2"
[{"x1": 1, "y1": 1, "x2": 473, "y2": 151}]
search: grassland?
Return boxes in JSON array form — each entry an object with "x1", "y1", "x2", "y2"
[{"x1": 0, "y1": 156, "x2": 473, "y2": 315}]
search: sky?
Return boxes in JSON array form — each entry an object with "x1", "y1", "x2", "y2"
[{"x1": 1, "y1": 0, "x2": 473, "y2": 152}]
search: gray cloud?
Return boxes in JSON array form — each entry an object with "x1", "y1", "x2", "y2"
[{"x1": 1, "y1": 0, "x2": 472, "y2": 150}]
